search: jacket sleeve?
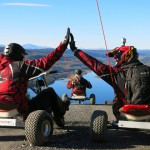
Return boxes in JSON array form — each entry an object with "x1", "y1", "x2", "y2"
[
  {"x1": 24, "y1": 42, "x2": 66, "y2": 71},
  {"x1": 74, "y1": 49, "x2": 117, "y2": 86}
]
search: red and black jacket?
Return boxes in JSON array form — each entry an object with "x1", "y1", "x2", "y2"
[
  {"x1": 74, "y1": 49, "x2": 134, "y2": 109},
  {"x1": 67, "y1": 75, "x2": 92, "y2": 96},
  {"x1": 0, "y1": 42, "x2": 66, "y2": 114}
]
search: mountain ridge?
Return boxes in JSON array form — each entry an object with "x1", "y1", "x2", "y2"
[
  {"x1": 0, "y1": 46, "x2": 150, "y2": 85},
  {"x1": 0, "y1": 44, "x2": 150, "y2": 51}
]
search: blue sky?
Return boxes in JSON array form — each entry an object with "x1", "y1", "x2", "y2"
[{"x1": 0, "y1": 0, "x2": 150, "y2": 49}]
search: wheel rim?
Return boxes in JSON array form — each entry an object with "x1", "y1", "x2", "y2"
[{"x1": 41, "y1": 120, "x2": 52, "y2": 137}]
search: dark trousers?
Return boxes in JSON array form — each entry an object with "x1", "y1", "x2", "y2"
[{"x1": 28, "y1": 87, "x2": 65, "y2": 116}]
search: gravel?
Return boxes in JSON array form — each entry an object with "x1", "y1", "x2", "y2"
[{"x1": 0, "y1": 104, "x2": 150, "y2": 150}]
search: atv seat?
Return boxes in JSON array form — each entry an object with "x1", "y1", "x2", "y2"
[
  {"x1": 119, "y1": 105, "x2": 150, "y2": 121},
  {"x1": 0, "y1": 109, "x2": 19, "y2": 118},
  {"x1": 71, "y1": 94, "x2": 86, "y2": 100}
]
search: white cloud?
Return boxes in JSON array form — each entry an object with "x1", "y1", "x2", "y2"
[{"x1": 1, "y1": 3, "x2": 51, "y2": 7}]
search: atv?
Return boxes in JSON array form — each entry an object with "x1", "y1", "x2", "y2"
[{"x1": 0, "y1": 70, "x2": 64, "y2": 146}]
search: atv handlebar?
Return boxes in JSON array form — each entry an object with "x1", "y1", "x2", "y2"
[
  {"x1": 46, "y1": 70, "x2": 57, "y2": 75},
  {"x1": 29, "y1": 70, "x2": 57, "y2": 81}
]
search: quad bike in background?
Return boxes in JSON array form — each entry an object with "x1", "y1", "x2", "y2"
[
  {"x1": 70, "y1": 93, "x2": 96, "y2": 105},
  {"x1": 0, "y1": 70, "x2": 64, "y2": 146},
  {"x1": 62, "y1": 93, "x2": 96, "y2": 105},
  {"x1": 90, "y1": 104, "x2": 150, "y2": 142}
]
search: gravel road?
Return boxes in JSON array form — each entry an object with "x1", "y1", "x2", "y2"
[{"x1": 0, "y1": 104, "x2": 150, "y2": 150}]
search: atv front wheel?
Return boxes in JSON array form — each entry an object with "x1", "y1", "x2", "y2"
[
  {"x1": 90, "y1": 110, "x2": 108, "y2": 142},
  {"x1": 90, "y1": 94, "x2": 95, "y2": 105},
  {"x1": 25, "y1": 110, "x2": 53, "y2": 146}
]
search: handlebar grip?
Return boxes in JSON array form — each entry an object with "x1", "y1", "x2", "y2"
[{"x1": 47, "y1": 70, "x2": 57, "y2": 74}]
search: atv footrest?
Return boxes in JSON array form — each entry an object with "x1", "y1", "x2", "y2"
[{"x1": 117, "y1": 120, "x2": 150, "y2": 129}]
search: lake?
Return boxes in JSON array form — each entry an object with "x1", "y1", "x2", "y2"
[{"x1": 28, "y1": 72, "x2": 114, "y2": 104}]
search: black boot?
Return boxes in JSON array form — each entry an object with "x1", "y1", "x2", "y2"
[
  {"x1": 53, "y1": 95, "x2": 70, "y2": 127},
  {"x1": 61, "y1": 93, "x2": 70, "y2": 111},
  {"x1": 53, "y1": 114, "x2": 65, "y2": 127}
]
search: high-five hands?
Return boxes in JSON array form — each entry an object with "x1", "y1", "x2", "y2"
[
  {"x1": 69, "y1": 33, "x2": 78, "y2": 52},
  {"x1": 62, "y1": 27, "x2": 70, "y2": 49},
  {"x1": 62, "y1": 28, "x2": 78, "y2": 52}
]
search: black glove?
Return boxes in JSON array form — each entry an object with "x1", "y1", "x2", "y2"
[
  {"x1": 62, "y1": 27, "x2": 70, "y2": 49},
  {"x1": 69, "y1": 33, "x2": 78, "y2": 52}
]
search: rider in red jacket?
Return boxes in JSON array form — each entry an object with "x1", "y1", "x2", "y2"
[
  {"x1": 69, "y1": 33, "x2": 144, "y2": 119},
  {"x1": 67, "y1": 69, "x2": 92, "y2": 96},
  {"x1": 0, "y1": 28, "x2": 70, "y2": 126}
]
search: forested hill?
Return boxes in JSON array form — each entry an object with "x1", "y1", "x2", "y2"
[{"x1": 1, "y1": 47, "x2": 150, "y2": 85}]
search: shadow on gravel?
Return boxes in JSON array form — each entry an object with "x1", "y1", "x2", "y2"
[
  {"x1": 46, "y1": 125, "x2": 150, "y2": 149},
  {"x1": 0, "y1": 135, "x2": 25, "y2": 141}
]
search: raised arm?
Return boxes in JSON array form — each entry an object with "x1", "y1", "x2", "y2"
[
  {"x1": 25, "y1": 28, "x2": 70, "y2": 71},
  {"x1": 69, "y1": 33, "x2": 117, "y2": 86}
]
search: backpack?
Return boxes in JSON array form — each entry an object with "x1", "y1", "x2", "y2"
[
  {"x1": 125, "y1": 63, "x2": 150, "y2": 104},
  {"x1": 73, "y1": 76, "x2": 87, "y2": 90}
]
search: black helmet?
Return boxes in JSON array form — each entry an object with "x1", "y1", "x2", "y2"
[
  {"x1": 75, "y1": 69, "x2": 82, "y2": 75},
  {"x1": 3, "y1": 43, "x2": 27, "y2": 61}
]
